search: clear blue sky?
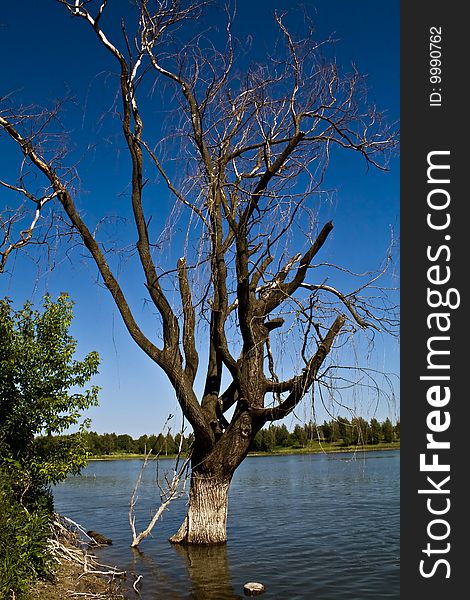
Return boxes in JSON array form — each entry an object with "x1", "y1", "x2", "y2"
[{"x1": 0, "y1": 1, "x2": 399, "y2": 437}]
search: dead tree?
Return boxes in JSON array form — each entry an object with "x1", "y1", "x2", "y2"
[
  {"x1": 0, "y1": 0, "x2": 397, "y2": 544},
  {"x1": 129, "y1": 418, "x2": 191, "y2": 547}
]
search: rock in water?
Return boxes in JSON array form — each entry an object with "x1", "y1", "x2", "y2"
[
  {"x1": 87, "y1": 530, "x2": 112, "y2": 546},
  {"x1": 243, "y1": 582, "x2": 266, "y2": 596}
]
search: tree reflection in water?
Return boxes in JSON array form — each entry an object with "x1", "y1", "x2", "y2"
[
  {"x1": 128, "y1": 542, "x2": 244, "y2": 599},
  {"x1": 174, "y1": 543, "x2": 244, "y2": 600},
  {"x1": 129, "y1": 546, "x2": 184, "y2": 599}
]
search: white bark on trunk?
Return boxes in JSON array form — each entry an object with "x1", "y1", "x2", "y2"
[{"x1": 170, "y1": 473, "x2": 230, "y2": 544}]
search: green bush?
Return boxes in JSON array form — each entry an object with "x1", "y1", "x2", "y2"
[
  {"x1": 0, "y1": 294, "x2": 100, "y2": 488},
  {"x1": 0, "y1": 295, "x2": 100, "y2": 598},
  {"x1": 0, "y1": 468, "x2": 54, "y2": 599}
]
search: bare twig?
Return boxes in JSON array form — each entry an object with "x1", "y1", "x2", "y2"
[{"x1": 128, "y1": 418, "x2": 192, "y2": 547}]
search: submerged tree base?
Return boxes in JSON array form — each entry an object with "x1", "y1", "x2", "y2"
[{"x1": 169, "y1": 474, "x2": 230, "y2": 545}]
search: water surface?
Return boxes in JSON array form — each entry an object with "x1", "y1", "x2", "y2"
[{"x1": 54, "y1": 451, "x2": 399, "y2": 599}]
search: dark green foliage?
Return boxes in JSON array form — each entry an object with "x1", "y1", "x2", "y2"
[
  {"x1": 394, "y1": 420, "x2": 400, "y2": 440},
  {"x1": 274, "y1": 424, "x2": 290, "y2": 447},
  {"x1": 81, "y1": 429, "x2": 194, "y2": 456},
  {"x1": 351, "y1": 417, "x2": 370, "y2": 445},
  {"x1": 291, "y1": 424, "x2": 308, "y2": 448},
  {"x1": 116, "y1": 434, "x2": 134, "y2": 453},
  {"x1": 337, "y1": 417, "x2": 352, "y2": 446},
  {"x1": 73, "y1": 418, "x2": 399, "y2": 458},
  {"x1": 0, "y1": 468, "x2": 54, "y2": 599},
  {"x1": 174, "y1": 432, "x2": 192, "y2": 454},
  {"x1": 382, "y1": 418, "x2": 395, "y2": 443},
  {"x1": 321, "y1": 419, "x2": 340, "y2": 443},
  {"x1": 250, "y1": 417, "x2": 399, "y2": 452},
  {"x1": 369, "y1": 418, "x2": 382, "y2": 444}
]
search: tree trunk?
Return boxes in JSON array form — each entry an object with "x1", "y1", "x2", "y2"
[
  {"x1": 170, "y1": 410, "x2": 261, "y2": 545},
  {"x1": 169, "y1": 471, "x2": 231, "y2": 544}
]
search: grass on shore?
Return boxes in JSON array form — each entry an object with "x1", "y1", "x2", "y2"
[
  {"x1": 88, "y1": 441, "x2": 399, "y2": 461},
  {"x1": 249, "y1": 440, "x2": 399, "y2": 456}
]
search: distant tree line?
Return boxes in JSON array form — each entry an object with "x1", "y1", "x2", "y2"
[
  {"x1": 251, "y1": 417, "x2": 399, "y2": 452},
  {"x1": 83, "y1": 431, "x2": 194, "y2": 457},
  {"x1": 81, "y1": 417, "x2": 399, "y2": 457}
]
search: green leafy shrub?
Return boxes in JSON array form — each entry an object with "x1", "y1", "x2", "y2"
[
  {"x1": 0, "y1": 468, "x2": 54, "y2": 599},
  {"x1": 0, "y1": 294, "x2": 100, "y2": 598},
  {"x1": 0, "y1": 294, "x2": 100, "y2": 489}
]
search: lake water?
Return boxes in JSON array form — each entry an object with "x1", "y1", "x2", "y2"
[{"x1": 53, "y1": 451, "x2": 399, "y2": 599}]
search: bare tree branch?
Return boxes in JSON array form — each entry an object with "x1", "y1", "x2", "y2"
[
  {"x1": 259, "y1": 313, "x2": 346, "y2": 420},
  {"x1": 1, "y1": 2, "x2": 398, "y2": 545}
]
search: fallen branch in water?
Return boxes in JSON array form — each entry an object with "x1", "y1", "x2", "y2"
[
  {"x1": 50, "y1": 513, "x2": 126, "y2": 578},
  {"x1": 132, "y1": 574, "x2": 143, "y2": 593},
  {"x1": 128, "y1": 417, "x2": 191, "y2": 547}
]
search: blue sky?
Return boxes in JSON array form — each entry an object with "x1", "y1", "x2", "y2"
[{"x1": 0, "y1": 1, "x2": 399, "y2": 437}]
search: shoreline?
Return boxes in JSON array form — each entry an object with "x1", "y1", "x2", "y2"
[
  {"x1": 88, "y1": 442, "x2": 400, "y2": 461},
  {"x1": 26, "y1": 518, "x2": 128, "y2": 600}
]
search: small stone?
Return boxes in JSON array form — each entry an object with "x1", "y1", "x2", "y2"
[{"x1": 243, "y1": 582, "x2": 266, "y2": 596}]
